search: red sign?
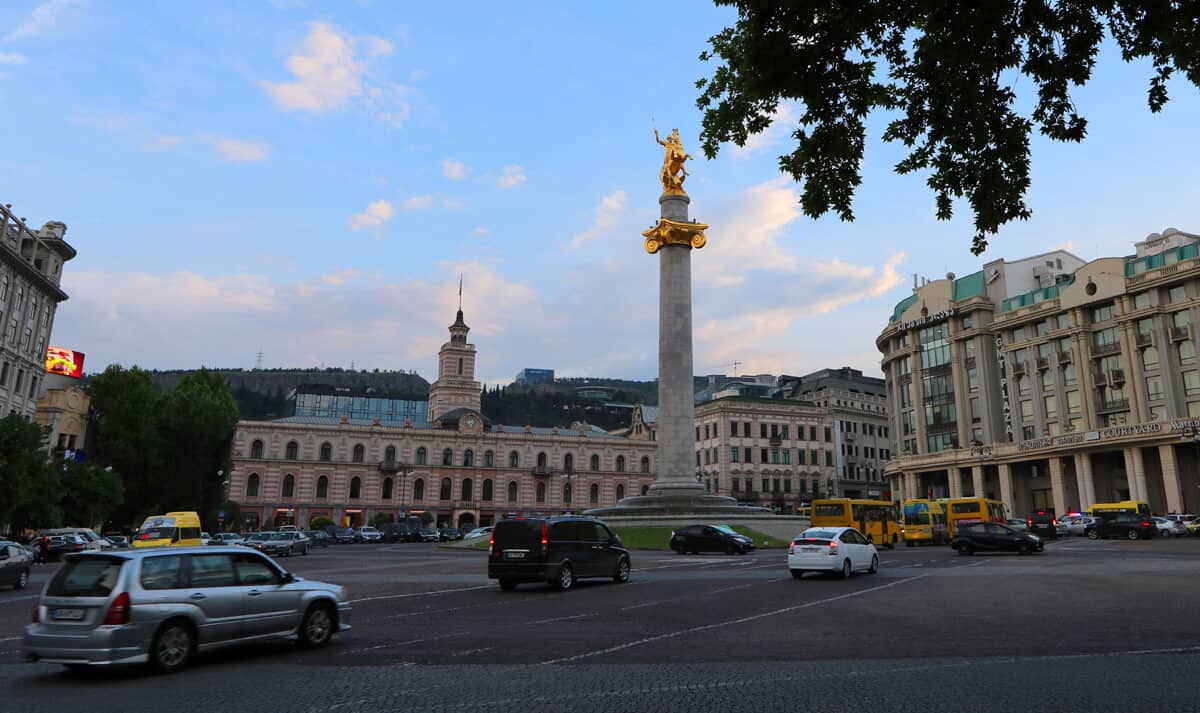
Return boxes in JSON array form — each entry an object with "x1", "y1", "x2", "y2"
[{"x1": 45, "y1": 346, "x2": 85, "y2": 378}]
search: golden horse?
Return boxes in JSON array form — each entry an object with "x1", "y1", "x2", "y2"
[{"x1": 655, "y1": 128, "x2": 693, "y2": 194}]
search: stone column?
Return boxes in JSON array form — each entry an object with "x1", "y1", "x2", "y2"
[
  {"x1": 648, "y1": 194, "x2": 703, "y2": 496},
  {"x1": 1048, "y1": 456, "x2": 1067, "y2": 516},
  {"x1": 998, "y1": 463, "x2": 1016, "y2": 516},
  {"x1": 1159, "y1": 444, "x2": 1185, "y2": 513},
  {"x1": 1074, "y1": 452, "x2": 1096, "y2": 510},
  {"x1": 948, "y1": 467, "x2": 964, "y2": 498},
  {"x1": 1122, "y1": 447, "x2": 1149, "y2": 503},
  {"x1": 972, "y1": 465, "x2": 985, "y2": 498}
]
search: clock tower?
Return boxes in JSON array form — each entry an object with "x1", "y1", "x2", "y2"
[{"x1": 427, "y1": 309, "x2": 482, "y2": 423}]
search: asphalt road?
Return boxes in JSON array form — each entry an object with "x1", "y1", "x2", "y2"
[{"x1": 1, "y1": 536, "x2": 1199, "y2": 712}]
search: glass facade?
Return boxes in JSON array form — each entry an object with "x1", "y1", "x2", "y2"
[
  {"x1": 918, "y1": 323, "x2": 957, "y2": 453},
  {"x1": 293, "y1": 391, "x2": 429, "y2": 424}
]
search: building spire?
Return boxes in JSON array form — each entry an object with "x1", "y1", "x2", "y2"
[{"x1": 458, "y1": 273, "x2": 463, "y2": 311}]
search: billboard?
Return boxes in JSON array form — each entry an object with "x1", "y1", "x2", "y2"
[{"x1": 45, "y1": 346, "x2": 85, "y2": 378}]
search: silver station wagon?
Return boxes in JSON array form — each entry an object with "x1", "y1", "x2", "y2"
[{"x1": 24, "y1": 546, "x2": 351, "y2": 673}]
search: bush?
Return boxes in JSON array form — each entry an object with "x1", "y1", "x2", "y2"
[
  {"x1": 418, "y1": 510, "x2": 434, "y2": 525},
  {"x1": 310, "y1": 515, "x2": 335, "y2": 530},
  {"x1": 373, "y1": 512, "x2": 395, "y2": 526}
]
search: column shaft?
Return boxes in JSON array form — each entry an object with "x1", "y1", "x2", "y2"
[
  {"x1": 998, "y1": 463, "x2": 1016, "y2": 517},
  {"x1": 948, "y1": 467, "x2": 963, "y2": 498},
  {"x1": 972, "y1": 465, "x2": 985, "y2": 498},
  {"x1": 1075, "y1": 453, "x2": 1096, "y2": 510},
  {"x1": 1048, "y1": 457, "x2": 1067, "y2": 517},
  {"x1": 1159, "y1": 444, "x2": 1185, "y2": 513}
]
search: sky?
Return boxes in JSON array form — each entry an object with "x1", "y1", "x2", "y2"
[{"x1": 2, "y1": 1, "x2": 1199, "y2": 385}]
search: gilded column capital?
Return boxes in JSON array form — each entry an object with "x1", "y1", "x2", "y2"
[{"x1": 643, "y1": 218, "x2": 708, "y2": 254}]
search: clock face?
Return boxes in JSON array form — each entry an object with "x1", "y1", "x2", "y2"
[{"x1": 465, "y1": 417, "x2": 477, "y2": 428}]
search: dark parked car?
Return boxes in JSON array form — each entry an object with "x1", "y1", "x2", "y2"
[
  {"x1": 440, "y1": 528, "x2": 463, "y2": 542},
  {"x1": 952, "y1": 522, "x2": 1044, "y2": 555},
  {"x1": 669, "y1": 524, "x2": 755, "y2": 555},
  {"x1": 1086, "y1": 513, "x2": 1157, "y2": 541},
  {"x1": 36, "y1": 535, "x2": 88, "y2": 563},
  {"x1": 487, "y1": 516, "x2": 631, "y2": 592},
  {"x1": 381, "y1": 518, "x2": 424, "y2": 543},
  {"x1": 1026, "y1": 510, "x2": 1059, "y2": 539},
  {"x1": 0, "y1": 541, "x2": 34, "y2": 589},
  {"x1": 304, "y1": 530, "x2": 332, "y2": 547},
  {"x1": 418, "y1": 528, "x2": 440, "y2": 543},
  {"x1": 333, "y1": 528, "x2": 356, "y2": 545}
]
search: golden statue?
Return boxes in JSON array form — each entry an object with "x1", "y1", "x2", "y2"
[{"x1": 655, "y1": 128, "x2": 692, "y2": 195}]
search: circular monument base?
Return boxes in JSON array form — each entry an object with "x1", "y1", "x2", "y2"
[{"x1": 584, "y1": 493, "x2": 770, "y2": 517}]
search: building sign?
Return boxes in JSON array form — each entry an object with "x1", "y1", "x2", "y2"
[
  {"x1": 901, "y1": 308, "x2": 957, "y2": 332},
  {"x1": 1018, "y1": 422, "x2": 1162, "y2": 451},
  {"x1": 995, "y1": 334, "x2": 1014, "y2": 441},
  {"x1": 1169, "y1": 419, "x2": 1200, "y2": 433},
  {"x1": 45, "y1": 346, "x2": 85, "y2": 379}
]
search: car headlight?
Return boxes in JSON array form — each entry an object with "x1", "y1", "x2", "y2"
[{"x1": 1029, "y1": 534, "x2": 1041, "y2": 542}]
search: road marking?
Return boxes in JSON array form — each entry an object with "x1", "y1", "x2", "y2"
[
  {"x1": 707, "y1": 583, "x2": 753, "y2": 595},
  {"x1": 526, "y1": 612, "x2": 597, "y2": 625},
  {"x1": 350, "y1": 585, "x2": 491, "y2": 604},
  {"x1": 451, "y1": 646, "x2": 495, "y2": 657},
  {"x1": 0, "y1": 636, "x2": 22, "y2": 643},
  {"x1": 620, "y1": 598, "x2": 673, "y2": 611},
  {"x1": 539, "y1": 573, "x2": 931, "y2": 665},
  {"x1": 336, "y1": 631, "x2": 469, "y2": 656},
  {"x1": 0, "y1": 595, "x2": 40, "y2": 603}
]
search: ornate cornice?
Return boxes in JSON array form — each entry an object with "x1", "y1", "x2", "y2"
[{"x1": 643, "y1": 218, "x2": 708, "y2": 254}]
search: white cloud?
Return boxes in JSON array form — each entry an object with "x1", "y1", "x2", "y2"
[
  {"x1": 569, "y1": 190, "x2": 626, "y2": 250},
  {"x1": 496, "y1": 164, "x2": 527, "y2": 189},
  {"x1": 0, "y1": 53, "x2": 27, "y2": 65},
  {"x1": 4, "y1": 0, "x2": 82, "y2": 42},
  {"x1": 399, "y1": 194, "x2": 434, "y2": 211},
  {"x1": 442, "y1": 158, "x2": 470, "y2": 180},
  {"x1": 363, "y1": 36, "x2": 393, "y2": 58},
  {"x1": 139, "y1": 135, "x2": 182, "y2": 152},
  {"x1": 348, "y1": 200, "x2": 395, "y2": 230},
  {"x1": 203, "y1": 136, "x2": 271, "y2": 163},
  {"x1": 472, "y1": 227, "x2": 489, "y2": 237}
]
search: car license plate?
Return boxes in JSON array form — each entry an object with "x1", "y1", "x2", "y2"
[
  {"x1": 802, "y1": 546, "x2": 820, "y2": 553},
  {"x1": 51, "y1": 608, "x2": 85, "y2": 621},
  {"x1": 505, "y1": 551, "x2": 526, "y2": 559}
]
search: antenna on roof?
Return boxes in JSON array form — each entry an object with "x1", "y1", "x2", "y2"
[{"x1": 458, "y1": 273, "x2": 463, "y2": 311}]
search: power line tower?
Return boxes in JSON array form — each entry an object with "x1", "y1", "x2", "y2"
[{"x1": 255, "y1": 350, "x2": 264, "y2": 370}]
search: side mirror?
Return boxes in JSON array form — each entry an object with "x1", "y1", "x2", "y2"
[{"x1": 282, "y1": 572, "x2": 296, "y2": 584}]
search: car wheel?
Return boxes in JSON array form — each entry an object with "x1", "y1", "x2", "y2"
[
  {"x1": 555, "y1": 562, "x2": 574, "y2": 591},
  {"x1": 1127, "y1": 529, "x2": 1140, "y2": 541},
  {"x1": 499, "y1": 579, "x2": 518, "y2": 591},
  {"x1": 790, "y1": 569, "x2": 804, "y2": 579},
  {"x1": 303, "y1": 545, "x2": 309, "y2": 555},
  {"x1": 613, "y1": 557, "x2": 631, "y2": 583},
  {"x1": 1018, "y1": 543, "x2": 1032, "y2": 555},
  {"x1": 672, "y1": 544, "x2": 684, "y2": 555},
  {"x1": 1160, "y1": 529, "x2": 1171, "y2": 538},
  {"x1": 868, "y1": 555, "x2": 879, "y2": 574},
  {"x1": 15, "y1": 569, "x2": 29, "y2": 590},
  {"x1": 840, "y1": 559, "x2": 852, "y2": 579},
  {"x1": 957, "y1": 542, "x2": 974, "y2": 556},
  {"x1": 149, "y1": 621, "x2": 194, "y2": 674},
  {"x1": 298, "y1": 603, "x2": 335, "y2": 648},
  {"x1": 725, "y1": 544, "x2": 737, "y2": 555},
  {"x1": 1086, "y1": 529, "x2": 1100, "y2": 540}
]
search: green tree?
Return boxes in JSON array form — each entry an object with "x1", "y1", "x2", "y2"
[
  {"x1": 0, "y1": 415, "x2": 52, "y2": 526},
  {"x1": 310, "y1": 515, "x2": 335, "y2": 530},
  {"x1": 697, "y1": 1, "x2": 1200, "y2": 254},
  {"x1": 207, "y1": 500, "x2": 241, "y2": 533},
  {"x1": 87, "y1": 365, "x2": 167, "y2": 525},
  {"x1": 9, "y1": 462, "x2": 63, "y2": 533},
  {"x1": 59, "y1": 461, "x2": 125, "y2": 530},
  {"x1": 163, "y1": 368, "x2": 239, "y2": 520}
]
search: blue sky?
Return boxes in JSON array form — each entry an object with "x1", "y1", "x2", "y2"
[{"x1": 2, "y1": 1, "x2": 1198, "y2": 384}]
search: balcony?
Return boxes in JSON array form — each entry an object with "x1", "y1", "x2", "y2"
[
  {"x1": 1057, "y1": 350, "x2": 1073, "y2": 364},
  {"x1": 1171, "y1": 325, "x2": 1191, "y2": 342},
  {"x1": 531, "y1": 465, "x2": 553, "y2": 477},
  {"x1": 378, "y1": 460, "x2": 408, "y2": 474},
  {"x1": 1136, "y1": 331, "x2": 1154, "y2": 348},
  {"x1": 841, "y1": 431, "x2": 855, "y2": 442},
  {"x1": 1097, "y1": 398, "x2": 1130, "y2": 414},
  {"x1": 769, "y1": 435, "x2": 783, "y2": 446},
  {"x1": 1108, "y1": 369, "x2": 1126, "y2": 386},
  {"x1": 454, "y1": 500, "x2": 478, "y2": 510},
  {"x1": 1036, "y1": 356, "x2": 1050, "y2": 371},
  {"x1": 1092, "y1": 342, "x2": 1122, "y2": 356},
  {"x1": 1011, "y1": 362, "x2": 1027, "y2": 377}
]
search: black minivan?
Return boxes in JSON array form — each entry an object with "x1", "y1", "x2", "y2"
[
  {"x1": 487, "y1": 516, "x2": 631, "y2": 592},
  {"x1": 1027, "y1": 510, "x2": 1058, "y2": 539}
]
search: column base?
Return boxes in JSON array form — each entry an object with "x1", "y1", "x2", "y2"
[{"x1": 585, "y1": 491, "x2": 770, "y2": 517}]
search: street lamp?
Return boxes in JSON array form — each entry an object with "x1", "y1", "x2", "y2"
[
  {"x1": 560, "y1": 467, "x2": 576, "y2": 514},
  {"x1": 396, "y1": 462, "x2": 413, "y2": 518}
]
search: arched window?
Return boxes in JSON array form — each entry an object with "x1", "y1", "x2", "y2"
[
  {"x1": 440, "y1": 477, "x2": 452, "y2": 500},
  {"x1": 640, "y1": 456, "x2": 650, "y2": 473},
  {"x1": 442, "y1": 448, "x2": 453, "y2": 466},
  {"x1": 320, "y1": 442, "x2": 332, "y2": 461},
  {"x1": 536, "y1": 482, "x2": 546, "y2": 503},
  {"x1": 564, "y1": 453, "x2": 574, "y2": 472},
  {"x1": 590, "y1": 483, "x2": 600, "y2": 504},
  {"x1": 462, "y1": 478, "x2": 474, "y2": 501},
  {"x1": 416, "y1": 447, "x2": 427, "y2": 465},
  {"x1": 616, "y1": 484, "x2": 625, "y2": 500},
  {"x1": 509, "y1": 451, "x2": 520, "y2": 468},
  {"x1": 590, "y1": 454, "x2": 600, "y2": 471},
  {"x1": 563, "y1": 483, "x2": 572, "y2": 504},
  {"x1": 464, "y1": 449, "x2": 474, "y2": 467},
  {"x1": 383, "y1": 445, "x2": 395, "y2": 463},
  {"x1": 382, "y1": 477, "x2": 394, "y2": 500},
  {"x1": 250, "y1": 439, "x2": 264, "y2": 459},
  {"x1": 282, "y1": 474, "x2": 295, "y2": 498},
  {"x1": 616, "y1": 455, "x2": 626, "y2": 472},
  {"x1": 507, "y1": 480, "x2": 518, "y2": 502},
  {"x1": 316, "y1": 476, "x2": 328, "y2": 498},
  {"x1": 352, "y1": 444, "x2": 365, "y2": 463},
  {"x1": 457, "y1": 357, "x2": 463, "y2": 375},
  {"x1": 484, "y1": 450, "x2": 494, "y2": 467},
  {"x1": 537, "y1": 452, "x2": 547, "y2": 468},
  {"x1": 349, "y1": 477, "x2": 362, "y2": 499},
  {"x1": 413, "y1": 478, "x2": 425, "y2": 501},
  {"x1": 285, "y1": 441, "x2": 298, "y2": 460},
  {"x1": 245, "y1": 473, "x2": 260, "y2": 497},
  {"x1": 482, "y1": 479, "x2": 494, "y2": 501},
  {"x1": 640, "y1": 484, "x2": 649, "y2": 496}
]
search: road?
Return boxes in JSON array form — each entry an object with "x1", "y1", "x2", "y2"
[{"x1": 1, "y1": 536, "x2": 1199, "y2": 712}]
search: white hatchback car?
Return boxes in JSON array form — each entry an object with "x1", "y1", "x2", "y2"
[{"x1": 787, "y1": 526, "x2": 879, "y2": 579}]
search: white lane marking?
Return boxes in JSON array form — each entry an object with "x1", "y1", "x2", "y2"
[
  {"x1": 0, "y1": 595, "x2": 40, "y2": 604},
  {"x1": 350, "y1": 585, "x2": 491, "y2": 604},
  {"x1": 539, "y1": 573, "x2": 931, "y2": 665},
  {"x1": 384, "y1": 601, "x2": 494, "y2": 620},
  {"x1": 526, "y1": 612, "x2": 597, "y2": 625},
  {"x1": 620, "y1": 599, "x2": 672, "y2": 611},
  {"x1": 0, "y1": 636, "x2": 22, "y2": 643},
  {"x1": 451, "y1": 646, "x2": 495, "y2": 657},
  {"x1": 707, "y1": 583, "x2": 753, "y2": 595},
  {"x1": 336, "y1": 631, "x2": 469, "y2": 656}
]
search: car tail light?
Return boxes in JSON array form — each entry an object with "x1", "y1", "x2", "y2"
[
  {"x1": 103, "y1": 592, "x2": 131, "y2": 625},
  {"x1": 488, "y1": 533, "x2": 496, "y2": 558},
  {"x1": 1026, "y1": 518, "x2": 1033, "y2": 527},
  {"x1": 828, "y1": 542, "x2": 838, "y2": 556},
  {"x1": 1142, "y1": 520, "x2": 1152, "y2": 527},
  {"x1": 540, "y1": 522, "x2": 550, "y2": 557},
  {"x1": 788, "y1": 542, "x2": 795, "y2": 555},
  {"x1": 31, "y1": 604, "x2": 39, "y2": 624}
]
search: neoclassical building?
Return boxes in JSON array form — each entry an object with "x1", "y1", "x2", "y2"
[{"x1": 229, "y1": 309, "x2": 657, "y2": 530}]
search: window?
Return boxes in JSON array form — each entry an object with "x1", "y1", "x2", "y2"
[
  {"x1": 413, "y1": 478, "x2": 424, "y2": 500},
  {"x1": 730, "y1": 422, "x2": 738, "y2": 436},
  {"x1": 484, "y1": 450, "x2": 494, "y2": 467},
  {"x1": 1017, "y1": 376, "x2": 1031, "y2": 396},
  {"x1": 245, "y1": 473, "x2": 260, "y2": 497},
  {"x1": 761, "y1": 448, "x2": 769, "y2": 463},
  {"x1": 457, "y1": 357, "x2": 464, "y2": 375},
  {"x1": 824, "y1": 427, "x2": 832, "y2": 442},
  {"x1": 536, "y1": 452, "x2": 547, "y2": 469},
  {"x1": 616, "y1": 484, "x2": 625, "y2": 500},
  {"x1": 319, "y1": 442, "x2": 332, "y2": 461},
  {"x1": 731, "y1": 447, "x2": 739, "y2": 463},
  {"x1": 1169, "y1": 285, "x2": 1187, "y2": 303},
  {"x1": 281, "y1": 474, "x2": 295, "y2": 498},
  {"x1": 616, "y1": 455, "x2": 625, "y2": 472},
  {"x1": 536, "y1": 482, "x2": 546, "y2": 503},
  {"x1": 962, "y1": 314, "x2": 974, "y2": 329},
  {"x1": 416, "y1": 447, "x2": 427, "y2": 465},
  {"x1": 249, "y1": 439, "x2": 265, "y2": 459},
  {"x1": 316, "y1": 476, "x2": 329, "y2": 498},
  {"x1": 509, "y1": 451, "x2": 520, "y2": 468},
  {"x1": 354, "y1": 444, "x2": 367, "y2": 463},
  {"x1": 760, "y1": 423, "x2": 768, "y2": 438},
  {"x1": 783, "y1": 450, "x2": 791, "y2": 464},
  {"x1": 1066, "y1": 390, "x2": 1081, "y2": 415},
  {"x1": 563, "y1": 483, "x2": 572, "y2": 504},
  {"x1": 590, "y1": 454, "x2": 600, "y2": 471},
  {"x1": 1063, "y1": 362, "x2": 1078, "y2": 386},
  {"x1": 140, "y1": 555, "x2": 186, "y2": 591},
  {"x1": 564, "y1": 453, "x2": 574, "y2": 472},
  {"x1": 590, "y1": 483, "x2": 600, "y2": 504},
  {"x1": 1180, "y1": 340, "x2": 1196, "y2": 365},
  {"x1": 349, "y1": 477, "x2": 362, "y2": 499},
  {"x1": 463, "y1": 449, "x2": 474, "y2": 467},
  {"x1": 0, "y1": 362, "x2": 7, "y2": 387},
  {"x1": 1185, "y1": 371, "x2": 1200, "y2": 397},
  {"x1": 482, "y1": 479, "x2": 493, "y2": 501},
  {"x1": 640, "y1": 456, "x2": 650, "y2": 473},
  {"x1": 743, "y1": 422, "x2": 751, "y2": 437},
  {"x1": 462, "y1": 478, "x2": 474, "y2": 501},
  {"x1": 507, "y1": 480, "x2": 518, "y2": 502},
  {"x1": 190, "y1": 554, "x2": 237, "y2": 588},
  {"x1": 285, "y1": 441, "x2": 298, "y2": 460},
  {"x1": 1149, "y1": 404, "x2": 1168, "y2": 421},
  {"x1": 1173, "y1": 310, "x2": 1191, "y2": 328},
  {"x1": 442, "y1": 448, "x2": 453, "y2": 466},
  {"x1": 1091, "y1": 304, "x2": 1114, "y2": 323},
  {"x1": 439, "y1": 478, "x2": 452, "y2": 500},
  {"x1": 1133, "y1": 292, "x2": 1152, "y2": 310},
  {"x1": 234, "y1": 555, "x2": 280, "y2": 586},
  {"x1": 1043, "y1": 395, "x2": 1057, "y2": 421}
]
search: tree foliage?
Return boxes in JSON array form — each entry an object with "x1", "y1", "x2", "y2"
[
  {"x1": 59, "y1": 461, "x2": 124, "y2": 529},
  {"x1": 0, "y1": 416, "x2": 55, "y2": 528},
  {"x1": 697, "y1": 1, "x2": 1200, "y2": 254},
  {"x1": 163, "y1": 368, "x2": 239, "y2": 522}
]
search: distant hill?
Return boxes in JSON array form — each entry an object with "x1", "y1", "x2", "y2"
[{"x1": 553, "y1": 377, "x2": 660, "y2": 405}]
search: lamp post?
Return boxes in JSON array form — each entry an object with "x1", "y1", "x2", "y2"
[
  {"x1": 969, "y1": 439, "x2": 993, "y2": 499},
  {"x1": 560, "y1": 467, "x2": 576, "y2": 515},
  {"x1": 397, "y1": 462, "x2": 413, "y2": 519}
]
